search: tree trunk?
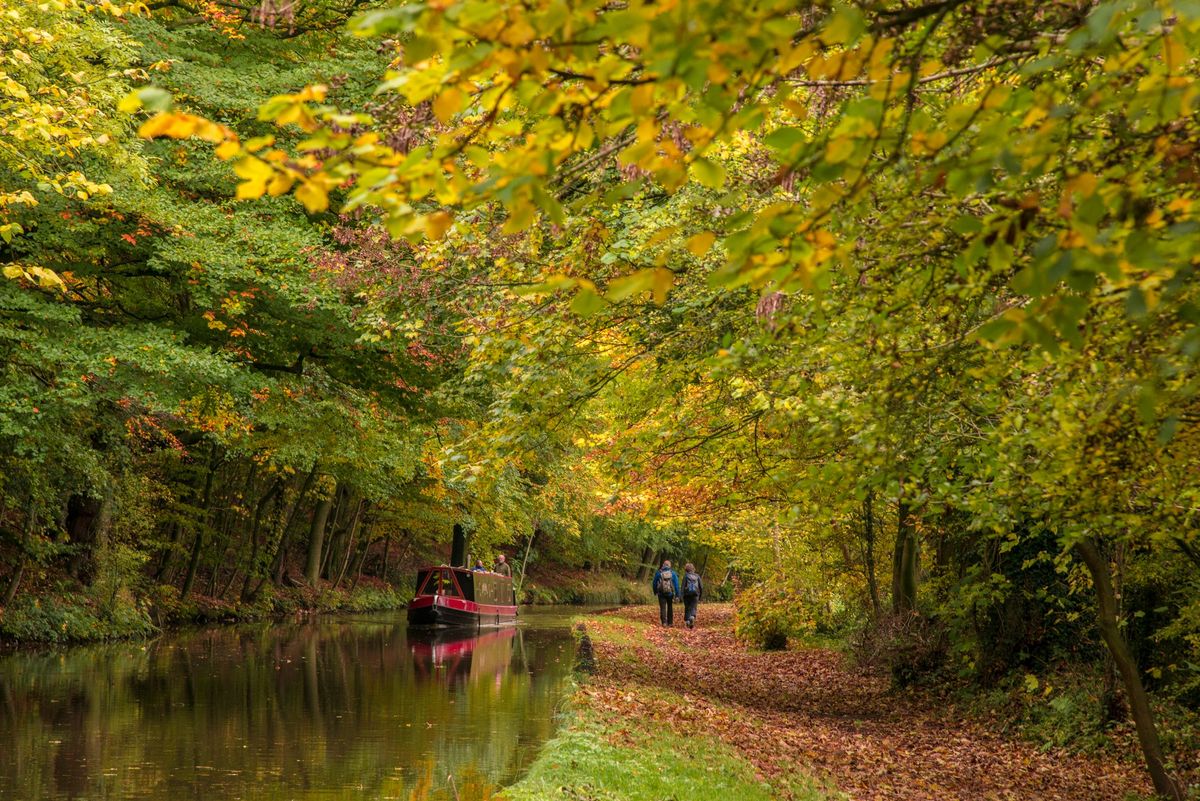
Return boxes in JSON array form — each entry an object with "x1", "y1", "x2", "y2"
[
  {"x1": 304, "y1": 491, "x2": 335, "y2": 586},
  {"x1": 332, "y1": 500, "x2": 365, "y2": 590},
  {"x1": 3, "y1": 493, "x2": 38, "y2": 607},
  {"x1": 863, "y1": 490, "x2": 882, "y2": 619},
  {"x1": 514, "y1": 525, "x2": 539, "y2": 600},
  {"x1": 153, "y1": 521, "x2": 182, "y2": 583},
  {"x1": 241, "y1": 479, "x2": 283, "y2": 602},
  {"x1": 181, "y1": 448, "x2": 218, "y2": 599},
  {"x1": 271, "y1": 465, "x2": 318, "y2": 586},
  {"x1": 64, "y1": 493, "x2": 104, "y2": 584},
  {"x1": 891, "y1": 493, "x2": 918, "y2": 614},
  {"x1": 1075, "y1": 538, "x2": 1185, "y2": 800},
  {"x1": 635, "y1": 546, "x2": 655, "y2": 581},
  {"x1": 321, "y1": 486, "x2": 350, "y2": 580},
  {"x1": 349, "y1": 519, "x2": 374, "y2": 592}
]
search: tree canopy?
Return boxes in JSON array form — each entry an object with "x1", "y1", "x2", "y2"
[{"x1": 2, "y1": 0, "x2": 1199, "y2": 796}]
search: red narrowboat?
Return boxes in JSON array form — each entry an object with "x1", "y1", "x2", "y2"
[{"x1": 407, "y1": 565, "x2": 518, "y2": 628}]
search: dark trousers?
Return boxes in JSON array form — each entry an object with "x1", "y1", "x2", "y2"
[
  {"x1": 683, "y1": 595, "x2": 699, "y2": 624},
  {"x1": 658, "y1": 594, "x2": 674, "y2": 626}
]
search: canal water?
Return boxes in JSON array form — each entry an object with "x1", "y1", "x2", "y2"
[{"x1": 0, "y1": 607, "x2": 583, "y2": 801}]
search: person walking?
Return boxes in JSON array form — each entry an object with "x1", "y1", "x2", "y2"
[
  {"x1": 681, "y1": 562, "x2": 703, "y2": 628},
  {"x1": 651, "y1": 560, "x2": 680, "y2": 627}
]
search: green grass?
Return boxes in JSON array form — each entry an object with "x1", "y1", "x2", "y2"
[{"x1": 502, "y1": 685, "x2": 835, "y2": 801}]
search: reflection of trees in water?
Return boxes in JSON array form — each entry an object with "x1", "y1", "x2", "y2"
[{"x1": 0, "y1": 615, "x2": 575, "y2": 801}]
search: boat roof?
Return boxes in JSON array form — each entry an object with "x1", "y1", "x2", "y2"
[{"x1": 416, "y1": 564, "x2": 512, "y2": 579}]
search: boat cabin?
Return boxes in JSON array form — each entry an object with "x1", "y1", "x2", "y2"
[{"x1": 407, "y1": 565, "x2": 518, "y2": 628}]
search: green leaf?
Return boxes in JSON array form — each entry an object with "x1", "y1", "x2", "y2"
[
  {"x1": 690, "y1": 157, "x2": 726, "y2": 189},
  {"x1": 570, "y1": 286, "x2": 605, "y2": 316}
]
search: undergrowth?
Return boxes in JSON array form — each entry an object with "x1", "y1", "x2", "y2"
[
  {"x1": 0, "y1": 579, "x2": 411, "y2": 644},
  {"x1": 522, "y1": 572, "x2": 653, "y2": 607}
]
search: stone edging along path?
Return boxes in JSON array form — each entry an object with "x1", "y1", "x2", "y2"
[{"x1": 581, "y1": 605, "x2": 1152, "y2": 801}]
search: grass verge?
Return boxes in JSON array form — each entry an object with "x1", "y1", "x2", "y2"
[{"x1": 500, "y1": 615, "x2": 838, "y2": 801}]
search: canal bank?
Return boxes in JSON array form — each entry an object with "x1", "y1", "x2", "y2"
[
  {"x1": 0, "y1": 578, "x2": 411, "y2": 645},
  {"x1": 502, "y1": 606, "x2": 836, "y2": 801},
  {"x1": 0, "y1": 567, "x2": 650, "y2": 646},
  {"x1": 503, "y1": 605, "x2": 1157, "y2": 801}
]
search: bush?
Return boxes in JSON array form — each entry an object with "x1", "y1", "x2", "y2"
[
  {"x1": 852, "y1": 612, "x2": 947, "y2": 686},
  {"x1": 0, "y1": 591, "x2": 154, "y2": 643},
  {"x1": 340, "y1": 582, "x2": 411, "y2": 611},
  {"x1": 734, "y1": 582, "x2": 805, "y2": 650},
  {"x1": 521, "y1": 573, "x2": 653, "y2": 606}
]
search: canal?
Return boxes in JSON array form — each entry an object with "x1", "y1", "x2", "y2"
[{"x1": 0, "y1": 608, "x2": 582, "y2": 801}]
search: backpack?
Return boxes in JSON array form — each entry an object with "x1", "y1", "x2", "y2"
[
  {"x1": 656, "y1": 569, "x2": 674, "y2": 596},
  {"x1": 683, "y1": 572, "x2": 700, "y2": 598}
]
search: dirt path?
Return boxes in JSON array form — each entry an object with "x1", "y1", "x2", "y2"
[{"x1": 585, "y1": 605, "x2": 1151, "y2": 801}]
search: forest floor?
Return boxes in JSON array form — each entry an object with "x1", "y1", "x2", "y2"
[{"x1": 521, "y1": 604, "x2": 1160, "y2": 801}]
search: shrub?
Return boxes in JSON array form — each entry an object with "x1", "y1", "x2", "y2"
[
  {"x1": 852, "y1": 612, "x2": 947, "y2": 686},
  {"x1": 0, "y1": 591, "x2": 154, "y2": 643},
  {"x1": 734, "y1": 581, "x2": 805, "y2": 650}
]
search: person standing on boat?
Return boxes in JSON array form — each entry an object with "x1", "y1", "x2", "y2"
[
  {"x1": 681, "y1": 562, "x2": 703, "y2": 629},
  {"x1": 472, "y1": 559, "x2": 486, "y2": 572},
  {"x1": 494, "y1": 554, "x2": 512, "y2": 577},
  {"x1": 652, "y1": 560, "x2": 680, "y2": 627}
]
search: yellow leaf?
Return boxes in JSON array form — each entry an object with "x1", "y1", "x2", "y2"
[
  {"x1": 432, "y1": 87, "x2": 463, "y2": 124},
  {"x1": 645, "y1": 226, "x2": 679, "y2": 247},
  {"x1": 295, "y1": 180, "x2": 329, "y2": 213},
  {"x1": 137, "y1": 112, "x2": 175, "y2": 138},
  {"x1": 31, "y1": 266, "x2": 64, "y2": 290},
  {"x1": 245, "y1": 135, "x2": 275, "y2": 152},
  {"x1": 1067, "y1": 172, "x2": 1098, "y2": 197},
  {"x1": 164, "y1": 115, "x2": 198, "y2": 138},
  {"x1": 3, "y1": 265, "x2": 24, "y2": 280},
  {"x1": 215, "y1": 140, "x2": 240, "y2": 160},
  {"x1": 234, "y1": 157, "x2": 273, "y2": 182},
  {"x1": 825, "y1": 136, "x2": 855, "y2": 163},
  {"x1": 118, "y1": 90, "x2": 143, "y2": 113},
  {"x1": 686, "y1": 231, "x2": 717, "y2": 256},
  {"x1": 630, "y1": 84, "x2": 656, "y2": 115},
  {"x1": 424, "y1": 211, "x2": 454, "y2": 240},
  {"x1": 502, "y1": 201, "x2": 536, "y2": 234},
  {"x1": 295, "y1": 84, "x2": 328, "y2": 102},
  {"x1": 236, "y1": 180, "x2": 267, "y2": 200},
  {"x1": 267, "y1": 172, "x2": 294, "y2": 196},
  {"x1": 651, "y1": 267, "x2": 673, "y2": 304},
  {"x1": 194, "y1": 121, "x2": 229, "y2": 143}
]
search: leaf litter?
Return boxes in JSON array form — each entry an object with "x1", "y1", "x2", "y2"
[{"x1": 578, "y1": 605, "x2": 1153, "y2": 801}]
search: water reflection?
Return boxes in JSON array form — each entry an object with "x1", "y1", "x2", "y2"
[{"x1": 0, "y1": 611, "x2": 577, "y2": 801}]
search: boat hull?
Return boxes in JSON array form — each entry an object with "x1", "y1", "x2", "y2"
[{"x1": 407, "y1": 594, "x2": 518, "y2": 628}]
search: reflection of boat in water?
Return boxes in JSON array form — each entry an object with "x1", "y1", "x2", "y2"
[
  {"x1": 409, "y1": 626, "x2": 519, "y2": 685},
  {"x1": 407, "y1": 566, "x2": 518, "y2": 628}
]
